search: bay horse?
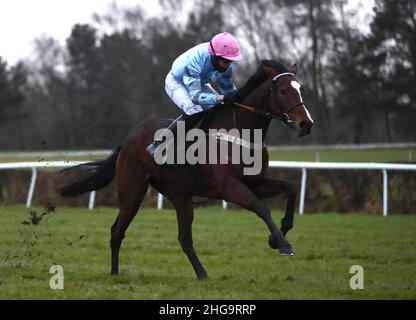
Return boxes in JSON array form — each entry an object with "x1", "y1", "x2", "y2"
[{"x1": 60, "y1": 60, "x2": 314, "y2": 280}]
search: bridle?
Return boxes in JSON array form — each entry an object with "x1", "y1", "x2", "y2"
[{"x1": 232, "y1": 72, "x2": 305, "y2": 126}]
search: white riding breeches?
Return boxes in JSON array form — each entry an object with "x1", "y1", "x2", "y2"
[{"x1": 165, "y1": 72, "x2": 219, "y2": 115}]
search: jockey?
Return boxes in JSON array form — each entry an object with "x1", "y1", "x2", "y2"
[{"x1": 146, "y1": 32, "x2": 243, "y2": 156}]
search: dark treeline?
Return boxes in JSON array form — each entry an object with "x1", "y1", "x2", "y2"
[{"x1": 0, "y1": 0, "x2": 415, "y2": 150}]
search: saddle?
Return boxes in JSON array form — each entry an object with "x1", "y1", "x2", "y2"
[
  {"x1": 158, "y1": 107, "x2": 218, "y2": 165},
  {"x1": 188, "y1": 106, "x2": 218, "y2": 132}
]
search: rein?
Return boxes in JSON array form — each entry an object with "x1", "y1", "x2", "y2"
[
  {"x1": 232, "y1": 101, "x2": 282, "y2": 120},
  {"x1": 232, "y1": 101, "x2": 304, "y2": 125}
]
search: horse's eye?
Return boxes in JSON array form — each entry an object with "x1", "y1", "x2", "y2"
[{"x1": 279, "y1": 88, "x2": 287, "y2": 95}]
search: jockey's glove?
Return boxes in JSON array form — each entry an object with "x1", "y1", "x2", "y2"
[{"x1": 223, "y1": 92, "x2": 237, "y2": 105}]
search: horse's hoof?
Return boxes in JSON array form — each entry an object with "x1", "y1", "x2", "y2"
[
  {"x1": 278, "y1": 245, "x2": 296, "y2": 256},
  {"x1": 268, "y1": 233, "x2": 285, "y2": 249},
  {"x1": 197, "y1": 271, "x2": 208, "y2": 280}
]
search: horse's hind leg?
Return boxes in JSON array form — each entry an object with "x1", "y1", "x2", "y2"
[
  {"x1": 172, "y1": 196, "x2": 207, "y2": 280},
  {"x1": 110, "y1": 161, "x2": 149, "y2": 275}
]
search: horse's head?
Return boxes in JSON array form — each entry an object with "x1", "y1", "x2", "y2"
[{"x1": 263, "y1": 64, "x2": 314, "y2": 137}]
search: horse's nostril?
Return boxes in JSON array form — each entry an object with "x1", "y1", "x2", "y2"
[{"x1": 300, "y1": 121, "x2": 312, "y2": 132}]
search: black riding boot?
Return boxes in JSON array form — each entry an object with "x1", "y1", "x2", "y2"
[
  {"x1": 146, "y1": 112, "x2": 204, "y2": 157},
  {"x1": 146, "y1": 114, "x2": 185, "y2": 156}
]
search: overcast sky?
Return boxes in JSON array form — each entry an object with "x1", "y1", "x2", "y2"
[
  {"x1": 0, "y1": 0, "x2": 374, "y2": 67},
  {"x1": 0, "y1": 0, "x2": 160, "y2": 65}
]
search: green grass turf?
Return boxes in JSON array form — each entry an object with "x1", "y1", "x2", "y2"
[
  {"x1": 268, "y1": 148, "x2": 416, "y2": 162},
  {"x1": 0, "y1": 206, "x2": 415, "y2": 299},
  {"x1": 0, "y1": 148, "x2": 414, "y2": 163}
]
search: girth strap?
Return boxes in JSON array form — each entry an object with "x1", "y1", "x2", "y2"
[{"x1": 209, "y1": 132, "x2": 265, "y2": 150}]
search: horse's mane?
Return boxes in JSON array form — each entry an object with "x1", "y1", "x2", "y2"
[{"x1": 235, "y1": 60, "x2": 290, "y2": 103}]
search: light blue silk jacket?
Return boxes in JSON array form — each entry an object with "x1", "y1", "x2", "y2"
[{"x1": 170, "y1": 43, "x2": 237, "y2": 106}]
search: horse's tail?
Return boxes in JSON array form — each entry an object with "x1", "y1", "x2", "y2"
[{"x1": 59, "y1": 145, "x2": 122, "y2": 197}]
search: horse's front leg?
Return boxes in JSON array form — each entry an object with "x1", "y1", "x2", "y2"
[
  {"x1": 221, "y1": 178, "x2": 295, "y2": 256},
  {"x1": 246, "y1": 176, "x2": 297, "y2": 236}
]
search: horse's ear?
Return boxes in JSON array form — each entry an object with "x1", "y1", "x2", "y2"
[
  {"x1": 291, "y1": 63, "x2": 298, "y2": 75},
  {"x1": 263, "y1": 66, "x2": 278, "y2": 78}
]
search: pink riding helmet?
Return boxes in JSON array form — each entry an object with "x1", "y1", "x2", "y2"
[{"x1": 208, "y1": 32, "x2": 243, "y2": 61}]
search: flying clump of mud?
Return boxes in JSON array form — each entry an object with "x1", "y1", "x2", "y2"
[{"x1": 22, "y1": 206, "x2": 56, "y2": 225}]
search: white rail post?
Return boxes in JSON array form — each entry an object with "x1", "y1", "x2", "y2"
[
  {"x1": 157, "y1": 193, "x2": 164, "y2": 210},
  {"x1": 26, "y1": 167, "x2": 37, "y2": 208},
  {"x1": 409, "y1": 149, "x2": 413, "y2": 162},
  {"x1": 222, "y1": 200, "x2": 228, "y2": 209},
  {"x1": 88, "y1": 191, "x2": 96, "y2": 210},
  {"x1": 299, "y1": 168, "x2": 307, "y2": 215},
  {"x1": 383, "y1": 169, "x2": 388, "y2": 216}
]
